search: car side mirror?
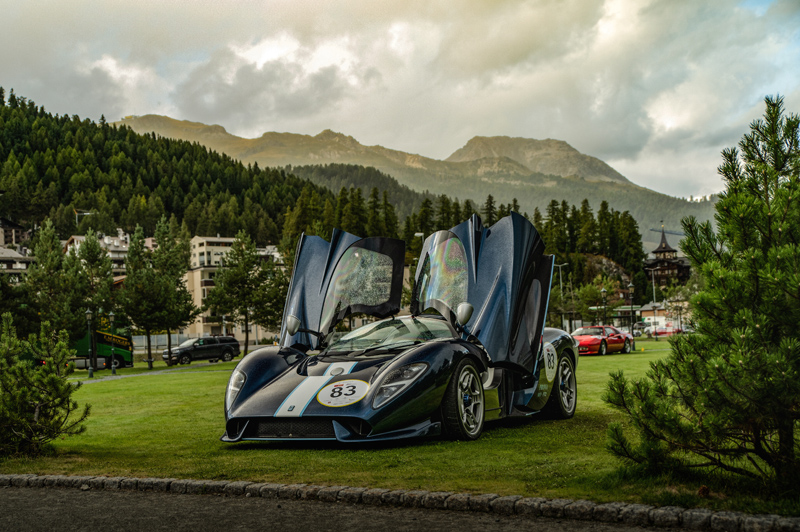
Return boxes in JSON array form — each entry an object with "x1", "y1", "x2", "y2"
[
  {"x1": 286, "y1": 315, "x2": 301, "y2": 336},
  {"x1": 456, "y1": 302, "x2": 474, "y2": 327}
]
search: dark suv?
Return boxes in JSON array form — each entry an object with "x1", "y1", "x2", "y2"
[{"x1": 162, "y1": 336, "x2": 241, "y2": 366}]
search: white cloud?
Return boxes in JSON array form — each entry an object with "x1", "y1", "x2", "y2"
[{"x1": 0, "y1": 0, "x2": 798, "y2": 197}]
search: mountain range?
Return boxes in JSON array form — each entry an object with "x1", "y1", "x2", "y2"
[{"x1": 117, "y1": 115, "x2": 717, "y2": 250}]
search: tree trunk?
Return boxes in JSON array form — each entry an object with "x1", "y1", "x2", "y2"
[
  {"x1": 145, "y1": 329, "x2": 153, "y2": 370},
  {"x1": 776, "y1": 419, "x2": 797, "y2": 490},
  {"x1": 244, "y1": 316, "x2": 250, "y2": 356},
  {"x1": 90, "y1": 326, "x2": 98, "y2": 370}
]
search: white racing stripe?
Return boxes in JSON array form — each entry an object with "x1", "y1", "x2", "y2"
[{"x1": 274, "y1": 362, "x2": 358, "y2": 417}]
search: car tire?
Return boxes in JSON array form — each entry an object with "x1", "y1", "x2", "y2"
[
  {"x1": 113, "y1": 355, "x2": 125, "y2": 369},
  {"x1": 543, "y1": 352, "x2": 577, "y2": 419},
  {"x1": 441, "y1": 358, "x2": 485, "y2": 441},
  {"x1": 179, "y1": 354, "x2": 191, "y2": 365},
  {"x1": 222, "y1": 350, "x2": 233, "y2": 363},
  {"x1": 622, "y1": 339, "x2": 631, "y2": 354},
  {"x1": 598, "y1": 341, "x2": 607, "y2": 356}
]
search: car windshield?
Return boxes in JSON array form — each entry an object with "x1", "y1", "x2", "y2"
[
  {"x1": 178, "y1": 338, "x2": 197, "y2": 347},
  {"x1": 414, "y1": 232, "x2": 468, "y2": 317},
  {"x1": 572, "y1": 327, "x2": 604, "y2": 336},
  {"x1": 324, "y1": 316, "x2": 455, "y2": 354}
]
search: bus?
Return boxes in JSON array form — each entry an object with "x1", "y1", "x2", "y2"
[{"x1": 70, "y1": 329, "x2": 134, "y2": 370}]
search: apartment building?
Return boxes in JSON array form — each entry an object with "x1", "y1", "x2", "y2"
[
  {"x1": 184, "y1": 235, "x2": 279, "y2": 343},
  {"x1": 63, "y1": 229, "x2": 133, "y2": 275}
]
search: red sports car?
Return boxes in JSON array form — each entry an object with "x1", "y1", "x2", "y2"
[{"x1": 571, "y1": 325, "x2": 633, "y2": 355}]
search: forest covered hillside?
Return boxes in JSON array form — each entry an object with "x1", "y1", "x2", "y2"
[
  {"x1": 118, "y1": 114, "x2": 717, "y2": 246},
  {"x1": 0, "y1": 89, "x2": 332, "y2": 244}
]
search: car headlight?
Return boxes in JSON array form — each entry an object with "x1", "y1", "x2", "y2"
[
  {"x1": 225, "y1": 369, "x2": 246, "y2": 412},
  {"x1": 372, "y1": 363, "x2": 428, "y2": 409}
]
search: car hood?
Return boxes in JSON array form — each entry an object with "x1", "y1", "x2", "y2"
[
  {"x1": 411, "y1": 213, "x2": 553, "y2": 374},
  {"x1": 229, "y1": 356, "x2": 390, "y2": 419},
  {"x1": 280, "y1": 230, "x2": 405, "y2": 350}
]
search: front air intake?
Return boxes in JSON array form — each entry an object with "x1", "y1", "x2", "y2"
[{"x1": 243, "y1": 418, "x2": 336, "y2": 439}]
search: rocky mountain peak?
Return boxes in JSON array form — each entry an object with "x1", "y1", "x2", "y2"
[{"x1": 446, "y1": 135, "x2": 628, "y2": 184}]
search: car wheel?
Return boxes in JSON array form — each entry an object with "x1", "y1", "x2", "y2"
[
  {"x1": 543, "y1": 352, "x2": 577, "y2": 419},
  {"x1": 598, "y1": 341, "x2": 607, "y2": 356},
  {"x1": 113, "y1": 355, "x2": 125, "y2": 369},
  {"x1": 179, "y1": 354, "x2": 191, "y2": 365},
  {"x1": 222, "y1": 350, "x2": 233, "y2": 363},
  {"x1": 622, "y1": 339, "x2": 631, "y2": 354},
  {"x1": 441, "y1": 358, "x2": 485, "y2": 441}
]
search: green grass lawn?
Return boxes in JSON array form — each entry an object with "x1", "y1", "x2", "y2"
[{"x1": 2, "y1": 341, "x2": 796, "y2": 516}]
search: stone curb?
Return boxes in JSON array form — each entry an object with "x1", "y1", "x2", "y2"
[{"x1": 1, "y1": 474, "x2": 798, "y2": 531}]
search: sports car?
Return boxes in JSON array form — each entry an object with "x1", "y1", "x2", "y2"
[
  {"x1": 571, "y1": 325, "x2": 633, "y2": 355},
  {"x1": 221, "y1": 213, "x2": 578, "y2": 443}
]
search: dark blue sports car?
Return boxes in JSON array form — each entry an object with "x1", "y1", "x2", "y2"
[{"x1": 222, "y1": 213, "x2": 578, "y2": 442}]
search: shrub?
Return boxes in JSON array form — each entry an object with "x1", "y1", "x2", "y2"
[{"x1": 0, "y1": 313, "x2": 90, "y2": 455}]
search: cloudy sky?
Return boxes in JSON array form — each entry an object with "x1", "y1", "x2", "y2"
[{"x1": 3, "y1": 0, "x2": 799, "y2": 198}]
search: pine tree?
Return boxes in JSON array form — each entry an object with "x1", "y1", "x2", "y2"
[
  {"x1": 25, "y1": 220, "x2": 87, "y2": 342},
  {"x1": 75, "y1": 230, "x2": 114, "y2": 369},
  {"x1": 0, "y1": 314, "x2": 90, "y2": 455},
  {"x1": 604, "y1": 96, "x2": 800, "y2": 490},
  {"x1": 482, "y1": 194, "x2": 497, "y2": 226},
  {"x1": 382, "y1": 191, "x2": 399, "y2": 239},
  {"x1": 334, "y1": 186, "x2": 349, "y2": 229},
  {"x1": 252, "y1": 258, "x2": 289, "y2": 335},
  {"x1": 417, "y1": 198, "x2": 434, "y2": 237},
  {"x1": 205, "y1": 230, "x2": 267, "y2": 355},
  {"x1": 462, "y1": 199, "x2": 478, "y2": 219},
  {"x1": 119, "y1": 226, "x2": 170, "y2": 368},
  {"x1": 342, "y1": 188, "x2": 367, "y2": 236},
  {"x1": 450, "y1": 199, "x2": 462, "y2": 227},
  {"x1": 152, "y1": 216, "x2": 198, "y2": 358},
  {"x1": 435, "y1": 194, "x2": 451, "y2": 231},
  {"x1": 365, "y1": 187, "x2": 384, "y2": 236}
]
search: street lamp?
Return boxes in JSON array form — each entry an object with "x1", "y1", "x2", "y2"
[
  {"x1": 646, "y1": 267, "x2": 661, "y2": 341},
  {"x1": 601, "y1": 287, "x2": 607, "y2": 325},
  {"x1": 554, "y1": 263, "x2": 568, "y2": 329},
  {"x1": 249, "y1": 307, "x2": 258, "y2": 347},
  {"x1": 109, "y1": 311, "x2": 116, "y2": 375},
  {"x1": 628, "y1": 281, "x2": 635, "y2": 350},
  {"x1": 85, "y1": 309, "x2": 93, "y2": 378}
]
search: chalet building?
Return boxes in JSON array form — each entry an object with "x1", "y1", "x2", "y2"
[
  {"x1": 0, "y1": 246, "x2": 33, "y2": 277},
  {"x1": 0, "y1": 218, "x2": 24, "y2": 247},
  {"x1": 63, "y1": 229, "x2": 132, "y2": 275},
  {"x1": 644, "y1": 227, "x2": 691, "y2": 287},
  {"x1": 184, "y1": 235, "x2": 280, "y2": 341}
]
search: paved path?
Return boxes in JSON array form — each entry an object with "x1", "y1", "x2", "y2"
[{"x1": 0, "y1": 486, "x2": 684, "y2": 532}]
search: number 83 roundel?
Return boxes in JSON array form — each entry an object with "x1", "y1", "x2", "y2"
[{"x1": 317, "y1": 380, "x2": 370, "y2": 407}]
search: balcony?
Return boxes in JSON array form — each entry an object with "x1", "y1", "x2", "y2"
[{"x1": 201, "y1": 279, "x2": 216, "y2": 287}]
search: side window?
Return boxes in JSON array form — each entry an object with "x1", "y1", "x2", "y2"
[
  {"x1": 197, "y1": 339, "x2": 204, "y2": 346},
  {"x1": 605, "y1": 327, "x2": 616, "y2": 336}
]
